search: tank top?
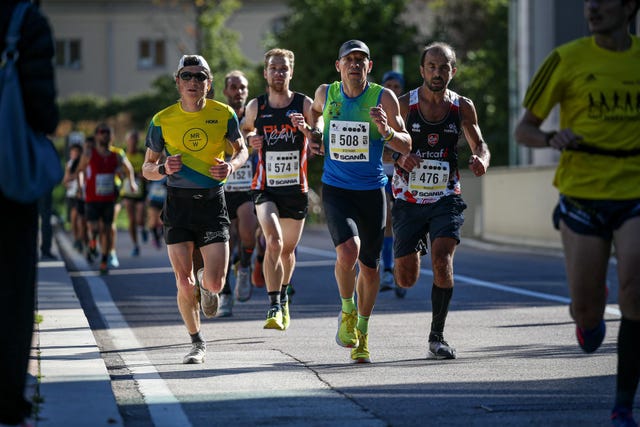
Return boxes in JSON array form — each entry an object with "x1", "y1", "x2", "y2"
[
  {"x1": 392, "y1": 88, "x2": 462, "y2": 204},
  {"x1": 225, "y1": 108, "x2": 256, "y2": 193},
  {"x1": 321, "y1": 81, "x2": 386, "y2": 190},
  {"x1": 251, "y1": 92, "x2": 308, "y2": 193},
  {"x1": 85, "y1": 148, "x2": 119, "y2": 203}
]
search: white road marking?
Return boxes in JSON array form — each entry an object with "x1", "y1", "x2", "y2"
[
  {"x1": 297, "y1": 245, "x2": 622, "y2": 318},
  {"x1": 59, "y1": 234, "x2": 193, "y2": 427}
]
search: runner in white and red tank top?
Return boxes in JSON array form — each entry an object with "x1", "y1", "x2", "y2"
[{"x1": 389, "y1": 42, "x2": 490, "y2": 360}]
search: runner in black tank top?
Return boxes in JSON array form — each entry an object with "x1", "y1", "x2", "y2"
[{"x1": 242, "y1": 49, "x2": 314, "y2": 332}]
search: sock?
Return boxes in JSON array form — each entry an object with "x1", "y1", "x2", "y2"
[
  {"x1": 430, "y1": 284, "x2": 453, "y2": 338},
  {"x1": 101, "y1": 254, "x2": 108, "y2": 263},
  {"x1": 190, "y1": 331, "x2": 204, "y2": 343},
  {"x1": 280, "y1": 284, "x2": 289, "y2": 304},
  {"x1": 357, "y1": 314, "x2": 370, "y2": 334},
  {"x1": 268, "y1": 291, "x2": 281, "y2": 308},
  {"x1": 614, "y1": 317, "x2": 640, "y2": 410},
  {"x1": 382, "y1": 236, "x2": 393, "y2": 270},
  {"x1": 341, "y1": 296, "x2": 356, "y2": 313},
  {"x1": 240, "y1": 245, "x2": 253, "y2": 268}
]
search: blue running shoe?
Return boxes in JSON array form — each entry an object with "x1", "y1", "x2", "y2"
[
  {"x1": 611, "y1": 407, "x2": 637, "y2": 427},
  {"x1": 576, "y1": 319, "x2": 606, "y2": 353}
]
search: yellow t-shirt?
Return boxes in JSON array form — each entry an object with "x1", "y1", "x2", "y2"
[
  {"x1": 146, "y1": 100, "x2": 241, "y2": 189},
  {"x1": 523, "y1": 36, "x2": 640, "y2": 200}
]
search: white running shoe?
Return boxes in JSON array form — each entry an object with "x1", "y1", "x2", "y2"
[
  {"x1": 197, "y1": 268, "x2": 219, "y2": 318},
  {"x1": 183, "y1": 341, "x2": 206, "y2": 364}
]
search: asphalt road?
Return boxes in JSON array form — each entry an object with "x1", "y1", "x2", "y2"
[{"x1": 61, "y1": 225, "x2": 623, "y2": 427}]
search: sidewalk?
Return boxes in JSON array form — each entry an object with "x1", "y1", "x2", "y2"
[{"x1": 29, "y1": 232, "x2": 122, "y2": 426}]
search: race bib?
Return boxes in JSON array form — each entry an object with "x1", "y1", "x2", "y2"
[
  {"x1": 95, "y1": 173, "x2": 115, "y2": 196},
  {"x1": 328, "y1": 120, "x2": 369, "y2": 162},
  {"x1": 225, "y1": 161, "x2": 253, "y2": 192},
  {"x1": 265, "y1": 150, "x2": 299, "y2": 187},
  {"x1": 408, "y1": 159, "x2": 449, "y2": 199}
]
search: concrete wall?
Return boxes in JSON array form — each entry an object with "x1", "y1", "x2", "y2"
[{"x1": 460, "y1": 167, "x2": 561, "y2": 249}]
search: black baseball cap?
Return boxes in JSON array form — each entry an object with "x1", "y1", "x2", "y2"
[{"x1": 338, "y1": 40, "x2": 370, "y2": 59}]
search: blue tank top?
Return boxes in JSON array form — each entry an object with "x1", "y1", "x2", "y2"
[{"x1": 321, "y1": 81, "x2": 386, "y2": 190}]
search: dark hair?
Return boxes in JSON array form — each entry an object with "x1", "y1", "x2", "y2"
[
  {"x1": 420, "y1": 42, "x2": 457, "y2": 68},
  {"x1": 181, "y1": 56, "x2": 202, "y2": 67},
  {"x1": 94, "y1": 122, "x2": 111, "y2": 134},
  {"x1": 224, "y1": 70, "x2": 248, "y2": 89}
]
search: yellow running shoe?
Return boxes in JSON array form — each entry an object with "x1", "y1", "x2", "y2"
[
  {"x1": 281, "y1": 300, "x2": 290, "y2": 330},
  {"x1": 336, "y1": 309, "x2": 358, "y2": 347},
  {"x1": 351, "y1": 329, "x2": 370, "y2": 363},
  {"x1": 264, "y1": 306, "x2": 284, "y2": 330}
]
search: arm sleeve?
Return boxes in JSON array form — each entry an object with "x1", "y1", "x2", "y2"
[{"x1": 522, "y1": 49, "x2": 564, "y2": 120}]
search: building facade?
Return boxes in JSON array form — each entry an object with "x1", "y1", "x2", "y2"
[{"x1": 41, "y1": 0, "x2": 287, "y2": 100}]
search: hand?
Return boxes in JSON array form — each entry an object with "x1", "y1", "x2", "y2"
[
  {"x1": 247, "y1": 134, "x2": 264, "y2": 151},
  {"x1": 397, "y1": 153, "x2": 421, "y2": 172},
  {"x1": 165, "y1": 154, "x2": 182, "y2": 175},
  {"x1": 129, "y1": 179, "x2": 139, "y2": 194},
  {"x1": 210, "y1": 157, "x2": 233, "y2": 180},
  {"x1": 547, "y1": 129, "x2": 582, "y2": 151},
  {"x1": 369, "y1": 104, "x2": 389, "y2": 135},
  {"x1": 289, "y1": 112, "x2": 307, "y2": 132},
  {"x1": 468, "y1": 155, "x2": 487, "y2": 177}
]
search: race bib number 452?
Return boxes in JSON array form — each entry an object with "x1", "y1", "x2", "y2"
[
  {"x1": 225, "y1": 161, "x2": 252, "y2": 192},
  {"x1": 329, "y1": 120, "x2": 369, "y2": 162}
]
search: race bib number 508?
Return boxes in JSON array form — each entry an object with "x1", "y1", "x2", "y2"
[{"x1": 329, "y1": 120, "x2": 369, "y2": 162}]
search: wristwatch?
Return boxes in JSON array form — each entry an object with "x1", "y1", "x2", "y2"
[
  {"x1": 391, "y1": 151, "x2": 402, "y2": 162},
  {"x1": 158, "y1": 164, "x2": 166, "y2": 175}
]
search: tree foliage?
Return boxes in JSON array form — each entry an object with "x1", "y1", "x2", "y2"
[
  {"x1": 269, "y1": 0, "x2": 421, "y2": 98},
  {"x1": 197, "y1": 0, "x2": 255, "y2": 96},
  {"x1": 427, "y1": 0, "x2": 510, "y2": 165}
]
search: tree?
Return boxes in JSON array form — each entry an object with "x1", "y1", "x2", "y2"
[
  {"x1": 197, "y1": 0, "x2": 255, "y2": 100},
  {"x1": 269, "y1": 0, "x2": 421, "y2": 98},
  {"x1": 427, "y1": 0, "x2": 510, "y2": 165}
]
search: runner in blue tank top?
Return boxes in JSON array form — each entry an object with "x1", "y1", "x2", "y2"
[{"x1": 306, "y1": 40, "x2": 411, "y2": 363}]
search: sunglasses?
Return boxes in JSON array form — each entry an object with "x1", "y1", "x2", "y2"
[
  {"x1": 97, "y1": 129, "x2": 110, "y2": 134},
  {"x1": 179, "y1": 71, "x2": 209, "y2": 82}
]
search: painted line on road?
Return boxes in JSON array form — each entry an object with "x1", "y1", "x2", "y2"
[
  {"x1": 58, "y1": 234, "x2": 192, "y2": 427},
  {"x1": 296, "y1": 245, "x2": 621, "y2": 318},
  {"x1": 69, "y1": 267, "x2": 174, "y2": 277}
]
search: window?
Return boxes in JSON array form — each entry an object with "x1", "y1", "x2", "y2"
[
  {"x1": 138, "y1": 39, "x2": 166, "y2": 69},
  {"x1": 55, "y1": 39, "x2": 82, "y2": 69}
]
